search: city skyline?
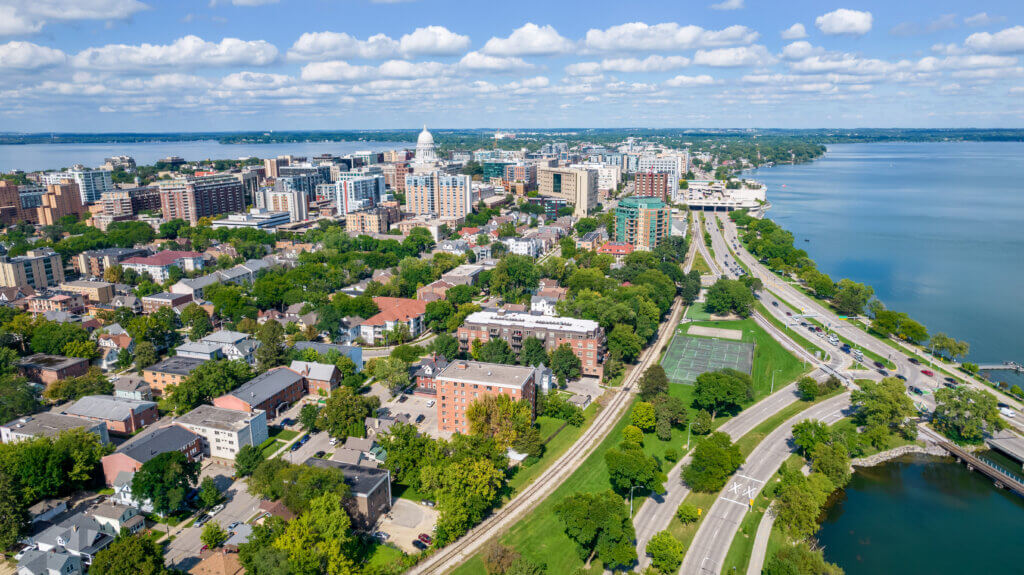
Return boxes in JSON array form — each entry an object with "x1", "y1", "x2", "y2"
[{"x1": 0, "y1": 0, "x2": 1023, "y2": 131}]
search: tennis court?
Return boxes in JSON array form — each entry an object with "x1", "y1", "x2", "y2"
[{"x1": 660, "y1": 333, "x2": 754, "y2": 384}]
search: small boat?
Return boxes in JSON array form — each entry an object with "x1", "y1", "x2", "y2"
[{"x1": 804, "y1": 239, "x2": 810, "y2": 242}]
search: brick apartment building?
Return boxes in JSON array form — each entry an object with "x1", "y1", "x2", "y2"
[{"x1": 436, "y1": 360, "x2": 541, "y2": 434}]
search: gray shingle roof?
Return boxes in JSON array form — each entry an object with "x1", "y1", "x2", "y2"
[
  {"x1": 64, "y1": 395, "x2": 155, "y2": 422},
  {"x1": 115, "y1": 425, "x2": 200, "y2": 465},
  {"x1": 228, "y1": 367, "x2": 303, "y2": 407}
]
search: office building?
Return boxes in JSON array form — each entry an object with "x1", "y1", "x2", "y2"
[
  {"x1": 37, "y1": 182, "x2": 87, "y2": 226},
  {"x1": 537, "y1": 166, "x2": 598, "y2": 217},
  {"x1": 458, "y1": 310, "x2": 605, "y2": 378},
  {"x1": 436, "y1": 360, "x2": 544, "y2": 434},
  {"x1": 0, "y1": 248, "x2": 64, "y2": 289},
  {"x1": 42, "y1": 165, "x2": 113, "y2": 204},
  {"x1": 503, "y1": 163, "x2": 537, "y2": 191},
  {"x1": 634, "y1": 172, "x2": 672, "y2": 201},
  {"x1": 381, "y1": 161, "x2": 410, "y2": 191},
  {"x1": 257, "y1": 188, "x2": 309, "y2": 222},
  {"x1": 158, "y1": 174, "x2": 245, "y2": 225},
  {"x1": 211, "y1": 208, "x2": 291, "y2": 230},
  {"x1": 405, "y1": 172, "x2": 472, "y2": 220},
  {"x1": 174, "y1": 404, "x2": 268, "y2": 460},
  {"x1": 616, "y1": 196, "x2": 671, "y2": 251},
  {"x1": 638, "y1": 154, "x2": 687, "y2": 184},
  {"x1": 326, "y1": 175, "x2": 387, "y2": 215}
]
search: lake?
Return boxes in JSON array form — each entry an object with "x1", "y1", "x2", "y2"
[
  {"x1": 816, "y1": 454, "x2": 1024, "y2": 575},
  {"x1": 0, "y1": 140, "x2": 416, "y2": 173},
  {"x1": 747, "y1": 142, "x2": 1024, "y2": 383}
]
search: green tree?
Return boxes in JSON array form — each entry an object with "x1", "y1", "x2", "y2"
[
  {"x1": 0, "y1": 374, "x2": 39, "y2": 427},
  {"x1": 851, "y1": 377, "x2": 918, "y2": 440},
  {"x1": 549, "y1": 343, "x2": 582, "y2": 385},
  {"x1": 607, "y1": 324, "x2": 643, "y2": 362},
  {"x1": 317, "y1": 387, "x2": 379, "y2": 439},
  {"x1": 797, "y1": 376, "x2": 821, "y2": 400},
  {"x1": 30, "y1": 321, "x2": 89, "y2": 355},
  {"x1": 811, "y1": 441, "x2": 851, "y2": 487},
  {"x1": 646, "y1": 530, "x2": 685, "y2": 574},
  {"x1": 181, "y1": 303, "x2": 213, "y2": 339},
  {"x1": 424, "y1": 300, "x2": 455, "y2": 332},
  {"x1": 933, "y1": 386, "x2": 1004, "y2": 443},
  {"x1": 693, "y1": 368, "x2": 753, "y2": 419},
  {"x1": 519, "y1": 336, "x2": 549, "y2": 367},
  {"x1": 198, "y1": 476, "x2": 222, "y2": 509},
  {"x1": 299, "y1": 403, "x2": 320, "y2": 431},
  {"x1": 476, "y1": 338, "x2": 516, "y2": 364},
  {"x1": 639, "y1": 365, "x2": 670, "y2": 401},
  {"x1": 165, "y1": 359, "x2": 253, "y2": 414},
  {"x1": 201, "y1": 520, "x2": 228, "y2": 549},
  {"x1": 89, "y1": 532, "x2": 173, "y2": 575},
  {"x1": 429, "y1": 333, "x2": 460, "y2": 360},
  {"x1": 42, "y1": 367, "x2": 112, "y2": 402},
  {"x1": 765, "y1": 541, "x2": 844, "y2": 575},
  {"x1": 704, "y1": 278, "x2": 755, "y2": 318},
  {"x1": 273, "y1": 492, "x2": 357, "y2": 575},
  {"x1": 0, "y1": 470, "x2": 28, "y2": 551},
  {"x1": 421, "y1": 457, "x2": 506, "y2": 544},
  {"x1": 62, "y1": 339, "x2": 99, "y2": 359},
  {"x1": 234, "y1": 444, "x2": 264, "y2": 477},
  {"x1": 832, "y1": 279, "x2": 874, "y2": 316},
  {"x1": 368, "y1": 356, "x2": 410, "y2": 394},
  {"x1": 490, "y1": 254, "x2": 540, "y2": 301},
  {"x1": 622, "y1": 424, "x2": 644, "y2": 445},
  {"x1": 554, "y1": 490, "x2": 637, "y2": 569},
  {"x1": 133, "y1": 341, "x2": 158, "y2": 371},
  {"x1": 631, "y1": 401, "x2": 656, "y2": 432},
  {"x1": 466, "y1": 394, "x2": 534, "y2": 450},
  {"x1": 256, "y1": 320, "x2": 287, "y2": 372},
  {"x1": 692, "y1": 409, "x2": 713, "y2": 435},
  {"x1": 604, "y1": 441, "x2": 663, "y2": 493},
  {"x1": 774, "y1": 469, "x2": 835, "y2": 541},
  {"x1": 131, "y1": 450, "x2": 200, "y2": 517},
  {"x1": 376, "y1": 422, "x2": 433, "y2": 490},
  {"x1": 683, "y1": 432, "x2": 742, "y2": 492},
  {"x1": 675, "y1": 502, "x2": 700, "y2": 524},
  {"x1": 791, "y1": 420, "x2": 831, "y2": 456}
]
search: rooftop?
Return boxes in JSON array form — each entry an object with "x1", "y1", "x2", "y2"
[
  {"x1": 175, "y1": 404, "x2": 263, "y2": 432},
  {"x1": 302, "y1": 458, "x2": 390, "y2": 496},
  {"x1": 364, "y1": 297, "x2": 426, "y2": 327},
  {"x1": 121, "y1": 250, "x2": 203, "y2": 267},
  {"x1": 145, "y1": 356, "x2": 207, "y2": 375},
  {"x1": 1, "y1": 412, "x2": 98, "y2": 438},
  {"x1": 115, "y1": 424, "x2": 201, "y2": 464},
  {"x1": 17, "y1": 354, "x2": 88, "y2": 371},
  {"x1": 142, "y1": 291, "x2": 186, "y2": 302},
  {"x1": 64, "y1": 395, "x2": 156, "y2": 421},
  {"x1": 438, "y1": 360, "x2": 537, "y2": 389},
  {"x1": 227, "y1": 367, "x2": 303, "y2": 407},
  {"x1": 289, "y1": 361, "x2": 337, "y2": 381},
  {"x1": 462, "y1": 309, "x2": 601, "y2": 334}
]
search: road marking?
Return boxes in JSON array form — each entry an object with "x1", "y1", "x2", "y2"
[
  {"x1": 735, "y1": 473, "x2": 765, "y2": 483},
  {"x1": 719, "y1": 496, "x2": 750, "y2": 507}
]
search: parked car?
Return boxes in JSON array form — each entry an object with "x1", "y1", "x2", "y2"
[
  {"x1": 908, "y1": 357, "x2": 921, "y2": 365},
  {"x1": 771, "y1": 301, "x2": 779, "y2": 307},
  {"x1": 921, "y1": 369, "x2": 935, "y2": 377},
  {"x1": 910, "y1": 386, "x2": 924, "y2": 395},
  {"x1": 426, "y1": 400, "x2": 435, "y2": 408},
  {"x1": 873, "y1": 361, "x2": 885, "y2": 369},
  {"x1": 943, "y1": 381, "x2": 958, "y2": 389},
  {"x1": 878, "y1": 369, "x2": 889, "y2": 377},
  {"x1": 415, "y1": 414, "x2": 425, "y2": 424},
  {"x1": 422, "y1": 500, "x2": 436, "y2": 508},
  {"x1": 314, "y1": 450, "x2": 326, "y2": 458},
  {"x1": 895, "y1": 374, "x2": 908, "y2": 381},
  {"x1": 397, "y1": 395, "x2": 408, "y2": 403},
  {"x1": 209, "y1": 504, "x2": 225, "y2": 516},
  {"x1": 290, "y1": 442, "x2": 302, "y2": 452},
  {"x1": 228, "y1": 521, "x2": 240, "y2": 530},
  {"x1": 418, "y1": 533, "x2": 433, "y2": 545},
  {"x1": 1000, "y1": 407, "x2": 1016, "y2": 418},
  {"x1": 412, "y1": 540, "x2": 428, "y2": 551},
  {"x1": 373, "y1": 532, "x2": 389, "y2": 541},
  {"x1": 329, "y1": 437, "x2": 338, "y2": 445},
  {"x1": 194, "y1": 515, "x2": 211, "y2": 528}
]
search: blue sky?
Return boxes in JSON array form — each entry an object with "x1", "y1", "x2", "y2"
[{"x1": 1, "y1": 0, "x2": 1022, "y2": 131}]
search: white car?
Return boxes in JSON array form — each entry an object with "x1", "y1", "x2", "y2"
[
  {"x1": 209, "y1": 503, "x2": 225, "y2": 516},
  {"x1": 329, "y1": 437, "x2": 338, "y2": 445},
  {"x1": 426, "y1": 399, "x2": 436, "y2": 408},
  {"x1": 1000, "y1": 407, "x2": 1016, "y2": 418}
]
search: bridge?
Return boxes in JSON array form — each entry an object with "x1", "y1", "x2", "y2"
[
  {"x1": 986, "y1": 431, "x2": 1024, "y2": 468},
  {"x1": 938, "y1": 440, "x2": 1024, "y2": 497},
  {"x1": 977, "y1": 361, "x2": 1023, "y2": 373}
]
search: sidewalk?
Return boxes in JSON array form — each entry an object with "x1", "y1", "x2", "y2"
[{"x1": 746, "y1": 508, "x2": 776, "y2": 575}]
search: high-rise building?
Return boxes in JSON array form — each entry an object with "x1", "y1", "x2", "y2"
[
  {"x1": 324, "y1": 175, "x2": 387, "y2": 215},
  {"x1": 503, "y1": 163, "x2": 537, "y2": 192},
  {"x1": 158, "y1": 174, "x2": 245, "y2": 225},
  {"x1": 634, "y1": 172, "x2": 671, "y2": 201},
  {"x1": 638, "y1": 154, "x2": 687, "y2": 184},
  {"x1": 0, "y1": 248, "x2": 64, "y2": 289},
  {"x1": 42, "y1": 165, "x2": 113, "y2": 204},
  {"x1": 37, "y1": 182, "x2": 86, "y2": 226},
  {"x1": 405, "y1": 172, "x2": 472, "y2": 221},
  {"x1": 258, "y1": 188, "x2": 309, "y2": 222},
  {"x1": 263, "y1": 156, "x2": 289, "y2": 179},
  {"x1": 537, "y1": 166, "x2": 598, "y2": 217},
  {"x1": 381, "y1": 162, "x2": 411, "y2": 191},
  {"x1": 615, "y1": 196, "x2": 671, "y2": 251},
  {"x1": 0, "y1": 181, "x2": 22, "y2": 225},
  {"x1": 412, "y1": 125, "x2": 438, "y2": 166}
]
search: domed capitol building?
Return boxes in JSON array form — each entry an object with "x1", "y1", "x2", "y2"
[{"x1": 413, "y1": 124, "x2": 438, "y2": 166}]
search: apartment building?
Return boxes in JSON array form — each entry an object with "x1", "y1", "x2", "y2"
[
  {"x1": 100, "y1": 425, "x2": 203, "y2": 485},
  {"x1": 537, "y1": 166, "x2": 598, "y2": 217},
  {"x1": 27, "y1": 291, "x2": 86, "y2": 315},
  {"x1": 0, "y1": 248, "x2": 63, "y2": 289},
  {"x1": 73, "y1": 248, "x2": 149, "y2": 278},
  {"x1": 436, "y1": 360, "x2": 542, "y2": 434},
  {"x1": 174, "y1": 404, "x2": 269, "y2": 460},
  {"x1": 58, "y1": 281, "x2": 114, "y2": 304},
  {"x1": 62, "y1": 395, "x2": 158, "y2": 435},
  {"x1": 157, "y1": 174, "x2": 245, "y2": 225},
  {"x1": 457, "y1": 310, "x2": 606, "y2": 378},
  {"x1": 359, "y1": 297, "x2": 427, "y2": 344},
  {"x1": 634, "y1": 172, "x2": 672, "y2": 201},
  {"x1": 140, "y1": 291, "x2": 192, "y2": 314},
  {"x1": 324, "y1": 175, "x2": 387, "y2": 215},
  {"x1": 120, "y1": 250, "x2": 204, "y2": 282},
  {"x1": 213, "y1": 366, "x2": 305, "y2": 416},
  {"x1": 42, "y1": 165, "x2": 113, "y2": 204},
  {"x1": 36, "y1": 182, "x2": 87, "y2": 226},
  {"x1": 345, "y1": 205, "x2": 401, "y2": 234},
  {"x1": 615, "y1": 196, "x2": 671, "y2": 251},
  {"x1": 404, "y1": 172, "x2": 472, "y2": 220},
  {"x1": 142, "y1": 356, "x2": 207, "y2": 396}
]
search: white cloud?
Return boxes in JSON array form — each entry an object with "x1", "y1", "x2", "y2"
[
  {"x1": 300, "y1": 60, "x2": 373, "y2": 82},
  {"x1": 458, "y1": 51, "x2": 532, "y2": 71},
  {"x1": 565, "y1": 62, "x2": 602, "y2": 76},
  {"x1": 481, "y1": 23, "x2": 573, "y2": 56},
  {"x1": 815, "y1": 9, "x2": 873, "y2": 36},
  {"x1": 781, "y1": 41, "x2": 820, "y2": 61},
  {"x1": 378, "y1": 59, "x2": 446, "y2": 78},
  {"x1": 665, "y1": 74, "x2": 715, "y2": 86},
  {"x1": 219, "y1": 71, "x2": 291, "y2": 90},
  {"x1": 965, "y1": 26, "x2": 1024, "y2": 53},
  {"x1": 230, "y1": 0, "x2": 278, "y2": 5},
  {"x1": 288, "y1": 32, "x2": 399, "y2": 60},
  {"x1": 505, "y1": 76, "x2": 550, "y2": 92},
  {"x1": 584, "y1": 22, "x2": 757, "y2": 52},
  {"x1": 693, "y1": 45, "x2": 774, "y2": 67},
  {"x1": 300, "y1": 59, "x2": 449, "y2": 82},
  {"x1": 72, "y1": 35, "x2": 278, "y2": 70},
  {"x1": 965, "y1": 13, "x2": 1004, "y2": 27},
  {"x1": 710, "y1": 0, "x2": 743, "y2": 11},
  {"x1": 0, "y1": 0, "x2": 149, "y2": 34},
  {"x1": 398, "y1": 26, "x2": 471, "y2": 56},
  {"x1": 0, "y1": 41, "x2": 65, "y2": 69},
  {"x1": 781, "y1": 23, "x2": 807, "y2": 39},
  {"x1": 788, "y1": 53, "x2": 898, "y2": 76}
]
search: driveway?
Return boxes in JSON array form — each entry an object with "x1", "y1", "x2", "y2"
[{"x1": 376, "y1": 499, "x2": 439, "y2": 553}]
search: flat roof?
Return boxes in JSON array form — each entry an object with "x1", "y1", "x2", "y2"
[
  {"x1": 1, "y1": 413, "x2": 98, "y2": 438},
  {"x1": 60, "y1": 280, "x2": 113, "y2": 289},
  {"x1": 144, "y1": 356, "x2": 207, "y2": 376},
  {"x1": 302, "y1": 458, "x2": 389, "y2": 497},
  {"x1": 438, "y1": 360, "x2": 536, "y2": 389},
  {"x1": 462, "y1": 310, "x2": 600, "y2": 334},
  {"x1": 17, "y1": 354, "x2": 88, "y2": 371},
  {"x1": 115, "y1": 424, "x2": 200, "y2": 464},
  {"x1": 228, "y1": 367, "x2": 303, "y2": 407},
  {"x1": 175, "y1": 404, "x2": 261, "y2": 432},
  {"x1": 64, "y1": 395, "x2": 156, "y2": 421}
]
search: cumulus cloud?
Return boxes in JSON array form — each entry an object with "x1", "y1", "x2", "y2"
[
  {"x1": 398, "y1": 26, "x2": 471, "y2": 56},
  {"x1": 219, "y1": 71, "x2": 291, "y2": 90},
  {"x1": 0, "y1": 41, "x2": 66, "y2": 69},
  {"x1": 288, "y1": 26, "x2": 468, "y2": 60},
  {"x1": 300, "y1": 60, "x2": 373, "y2": 82},
  {"x1": 481, "y1": 23, "x2": 573, "y2": 56},
  {"x1": 566, "y1": 55, "x2": 690, "y2": 75},
  {"x1": 781, "y1": 23, "x2": 807, "y2": 39},
  {"x1": 72, "y1": 35, "x2": 278, "y2": 70},
  {"x1": 584, "y1": 22, "x2": 757, "y2": 52},
  {"x1": 693, "y1": 45, "x2": 774, "y2": 67},
  {"x1": 0, "y1": 0, "x2": 149, "y2": 34},
  {"x1": 964, "y1": 26, "x2": 1024, "y2": 53},
  {"x1": 300, "y1": 59, "x2": 449, "y2": 82},
  {"x1": 815, "y1": 9, "x2": 873, "y2": 36},
  {"x1": 710, "y1": 0, "x2": 743, "y2": 10},
  {"x1": 458, "y1": 51, "x2": 532, "y2": 71},
  {"x1": 781, "y1": 41, "x2": 820, "y2": 61},
  {"x1": 665, "y1": 74, "x2": 715, "y2": 86}
]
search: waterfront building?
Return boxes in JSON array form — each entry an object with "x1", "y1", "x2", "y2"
[
  {"x1": 615, "y1": 196, "x2": 671, "y2": 251},
  {"x1": 42, "y1": 165, "x2": 113, "y2": 204},
  {"x1": 537, "y1": 166, "x2": 598, "y2": 217},
  {"x1": 0, "y1": 248, "x2": 64, "y2": 289}
]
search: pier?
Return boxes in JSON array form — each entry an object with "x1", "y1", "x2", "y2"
[{"x1": 978, "y1": 361, "x2": 1023, "y2": 374}]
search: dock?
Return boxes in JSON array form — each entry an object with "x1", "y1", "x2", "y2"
[{"x1": 978, "y1": 361, "x2": 1023, "y2": 373}]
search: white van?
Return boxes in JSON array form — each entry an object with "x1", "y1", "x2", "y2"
[{"x1": 851, "y1": 349, "x2": 864, "y2": 362}]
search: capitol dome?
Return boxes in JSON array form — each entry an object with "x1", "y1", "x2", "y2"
[{"x1": 414, "y1": 124, "x2": 437, "y2": 165}]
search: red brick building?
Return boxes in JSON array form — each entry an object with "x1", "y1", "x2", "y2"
[
  {"x1": 634, "y1": 172, "x2": 671, "y2": 201},
  {"x1": 100, "y1": 425, "x2": 203, "y2": 485},
  {"x1": 436, "y1": 360, "x2": 540, "y2": 434},
  {"x1": 213, "y1": 366, "x2": 305, "y2": 416},
  {"x1": 17, "y1": 354, "x2": 89, "y2": 386}
]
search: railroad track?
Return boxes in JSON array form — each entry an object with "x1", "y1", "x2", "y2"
[{"x1": 412, "y1": 298, "x2": 685, "y2": 574}]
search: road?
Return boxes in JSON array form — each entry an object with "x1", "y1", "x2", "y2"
[
  {"x1": 410, "y1": 296, "x2": 687, "y2": 574},
  {"x1": 680, "y1": 392, "x2": 852, "y2": 575}
]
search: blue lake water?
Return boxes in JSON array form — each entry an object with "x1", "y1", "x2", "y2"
[
  {"x1": 0, "y1": 140, "x2": 415, "y2": 173},
  {"x1": 747, "y1": 142, "x2": 1024, "y2": 376}
]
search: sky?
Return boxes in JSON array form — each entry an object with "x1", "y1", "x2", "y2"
[{"x1": 1, "y1": 0, "x2": 1023, "y2": 132}]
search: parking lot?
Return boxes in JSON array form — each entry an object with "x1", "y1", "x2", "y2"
[
  {"x1": 377, "y1": 385, "x2": 440, "y2": 439},
  {"x1": 375, "y1": 498, "x2": 439, "y2": 553}
]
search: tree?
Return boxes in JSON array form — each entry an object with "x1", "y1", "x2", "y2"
[
  {"x1": 631, "y1": 402, "x2": 656, "y2": 432},
  {"x1": 704, "y1": 278, "x2": 755, "y2": 318},
  {"x1": 0, "y1": 470, "x2": 28, "y2": 552},
  {"x1": 774, "y1": 469, "x2": 834, "y2": 541},
  {"x1": 692, "y1": 409, "x2": 713, "y2": 435},
  {"x1": 554, "y1": 490, "x2": 637, "y2": 569},
  {"x1": 429, "y1": 333, "x2": 460, "y2": 360},
  {"x1": 931, "y1": 332, "x2": 969, "y2": 360},
  {"x1": 607, "y1": 324, "x2": 643, "y2": 362},
  {"x1": 421, "y1": 456, "x2": 506, "y2": 544},
  {"x1": 519, "y1": 336, "x2": 548, "y2": 367},
  {"x1": 639, "y1": 365, "x2": 670, "y2": 401},
  {"x1": 181, "y1": 303, "x2": 212, "y2": 339},
  {"x1": 376, "y1": 422, "x2": 433, "y2": 489},
  {"x1": 165, "y1": 359, "x2": 253, "y2": 414},
  {"x1": 683, "y1": 432, "x2": 742, "y2": 492},
  {"x1": 646, "y1": 531, "x2": 685, "y2": 574},
  {"x1": 368, "y1": 356, "x2": 411, "y2": 394},
  {"x1": 604, "y1": 441, "x2": 663, "y2": 493},
  {"x1": 234, "y1": 444, "x2": 264, "y2": 477},
  {"x1": 201, "y1": 520, "x2": 228, "y2": 548},
  {"x1": 256, "y1": 320, "x2": 286, "y2": 372},
  {"x1": 62, "y1": 339, "x2": 98, "y2": 359},
  {"x1": 832, "y1": 279, "x2": 874, "y2": 316},
  {"x1": 797, "y1": 376, "x2": 821, "y2": 400},
  {"x1": 765, "y1": 541, "x2": 844, "y2": 575},
  {"x1": 675, "y1": 502, "x2": 700, "y2": 524},
  {"x1": 811, "y1": 441, "x2": 851, "y2": 487},
  {"x1": 131, "y1": 451, "x2": 200, "y2": 517},
  {"x1": 299, "y1": 403, "x2": 320, "y2": 431},
  {"x1": 466, "y1": 394, "x2": 535, "y2": 451},
  {"x1": 89, "y1": 532, "x2": 172, "y2": 575},
  {"x1": 43, "y1": 367, "x2": 112, "y2": 402},
  {"x1": 133, "y1": 341, "x2": 158, "y2": 371},
  {"x1": 273, "y1": 492, "x2": 357, "y2": 575},
  {"x1": 198, "y1": 476, "x2": 222, "y2": 509},
  {"x1": 475, "y1": 338, "x2": 516, "y2": 364},
  {"x1": 0, "y1": 374, "x2": 39, "y2": 426},
  {"x1": 693, "y1": 369, "x2": 753, "y2": 419},
  {"x1": 490, "y1": 254, "x2": 540, "y2": 301},
  {"x1": 933, "y1": 386, "x2": 1004, "y2": 443},
  {"x1": 549, "y1": 343, "x2": 582, "y2": 385},
  {"x1": 30, "y1": 321, "x2": 89, "y2": 355},
  {"x1": 317, "y1": 387, "x2": 379, "y2": 439},
  {"x1": 807, "y1": 271, "x2": 836, "y2": 299},
  {"x1": 851, "y1": 377, "x2": 917, "y2": 439},
  {"x1": 424, "y1": 300, "x2": 455, "y2": 332},
  {"x1": 791, "y1": 420, "x2": 831, "y2": 456}
]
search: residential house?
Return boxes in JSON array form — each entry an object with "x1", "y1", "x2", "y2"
[
  {"x1": 177, "y1": 330, "x2": 259, "y2": 365},
  {"x1": 17, "y1": 354, "x2": 89, "y2": 386},
  {"x1": 142, "y1": 356, "x2": 207, "y2": 396},
  {"x1": 597, "y1": 241, "x2": 635, "y2": 263},
  {"x1": 502, "y1": 237, "x2": 543, "y2": 258},
  {"x1": 113, "y1": 374, "x2": 152, "y2": 401},
  {"x1": 28, "y1": 500, "x2": 67, "y2": 525},
  {"x1": 416, "y1": 279, "x2": 453, "y2": 303},
  {"x1": 1, "y1": 413, "x2": 109, "y2": 445},
  {"x1": 189, "y1": 551, "x2": 244, "y2": 575},
  {"x1": 31, "y1": 514, "x2": 114, "y2": 566},
  {"x1": 411, "y1": 354, "x2": 448, "y2": 396},
  {"x1": 530, "y1": 294, "x2": 559, "y2": 316},
  {"x1": 109, "y1": 294, "x2": 142, "y2": 313},
  {"x1": 213, "y1": 366, "x2": 305, "y2": 416},
  {"x1": 169, "y1": 259, "x2": 269, "y2": 299},
  {"x1": 359, "y1": 297, "x2": 426, "y2": 344},
  {"x1": 120, "y1": 250, "x2": 205, "y2": 282},
  {"x1": 291, "y1": 341, "x2": 363, "y2": 372},
  {"x1": 174, "y1": 404, "x2": 269, "y2": 460},
  {"x1": 289, "y1": 361, "x2": 340, "y2": 396},
  {"x1": 302, "y1": 458, "x2": 391, "y2": 528},
  {"x1": 110, "y1": 471, "x2": 151, "y2": 512},
  {"x1": 100, "y1": 424, "x2": 203, "y2": 485},
  {"x1": 17, "y1": 549, "x2": 83, "y2": 575},
  {"x1": 91, "y1": 502, "x2": 144, "y2": 536},
  {"x1": 575, "y1": 229, "x2": 608, "y2": 251},
  {"x1": 96, "y1": 332, "x2": 134, "y2": 370},
  {"x1": 62, "y1": 395, "x2": 158, "y2": 435},
  {"x1": 436, "y1": 239, "x2": 469, "y2": 255}
]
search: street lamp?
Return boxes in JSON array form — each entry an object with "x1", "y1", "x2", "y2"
[
  {"x1": 629, "y1": 485, "x2": 638, "y2": 516},
  {"x1": 771, "y1": 369, "x2": 780, "y2": 394}
]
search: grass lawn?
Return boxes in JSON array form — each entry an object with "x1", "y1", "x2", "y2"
[
  {"x1": 685, "y1": 301, "x2": 712, "y2": 321},
  {"x1": 392, "y1": 483, "x2": 429, "y2": 502},
  {"x1": 691, "y1": 250, "x2": 712, "y2": 274},
  {"x1": 363, "y1": 542, "x2": 406, "y2": 573},
  {"x1": 754, "y1": 301, "x2": 826, "y2": 359},
  {"x1": 684, "y1": 318, "x2": 809, "y2": 401},
  {"x1": 258, "y1": 437, "x2": 285, "y2": 459},
  {"x1": 272, "y1": 428, "x2": 300, "y2": 441},
  {"x1": 666, "y1": 490, "x2": 717, "y2": 550},
  {"x1": 830, "y1": 418, "x2": 921, "y2": 457},
  {"x1": 508, "y1": 406, "x2": 598, "y2": 494}
]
